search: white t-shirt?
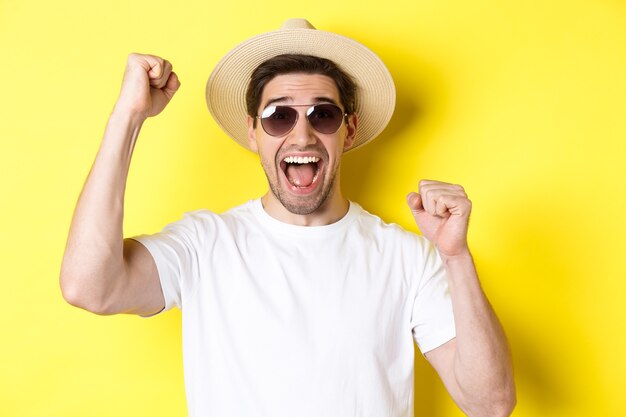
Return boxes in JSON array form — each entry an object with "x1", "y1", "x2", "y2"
[{"x1": 134, "y1": 199, "x2": 455, "y2": 417}]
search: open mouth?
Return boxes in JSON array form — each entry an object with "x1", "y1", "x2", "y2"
[{"x1": 280, "y1": 156, "x2": 322, "y2": 190}]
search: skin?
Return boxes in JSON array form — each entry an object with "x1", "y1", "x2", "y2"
[
  {"x1": 246, "y1": 73, "x2": 356, "y2": 226},
  {"x1": 407, "y1": 186, "x2": 516, "y2": 416},
  {"x1": 60, "y1": 53, "x2": 515, "y2": 416},
  {"x1": 60, "y1": 53, "x2": 174, "y2": 316}
]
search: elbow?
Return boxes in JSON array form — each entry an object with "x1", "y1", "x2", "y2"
[
  {"x1": 494, "y1": 368, "x2": 517, "y2": 416},
  {"x1": 477, "y1": 384, "x2": 517, "y2": 417},
  {"x1": 460, "y1": 379, "x2": 516, "y2": 417},
  {"x1": 488, "y1": 392, "x2": 517, "y2": 417},
  {"x1": 60, "y1": 271, "x2": 116, "y2": 316},
  {"x1": 59, "y1": 277, "x2": 88, "y2": 311}
]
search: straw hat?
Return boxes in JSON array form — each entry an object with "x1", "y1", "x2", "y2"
[{"x1": 205, "y1": 18, "x2": 396, "y2": 152}]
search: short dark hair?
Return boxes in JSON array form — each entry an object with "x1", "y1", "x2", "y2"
[{"x1": 246, "y1": 54, "x2": 357, "y2": 126}]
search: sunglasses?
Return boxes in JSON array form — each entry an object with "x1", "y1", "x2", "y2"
[{"x1": 256, "y1": 103, "x2": 348, "y2": 137}]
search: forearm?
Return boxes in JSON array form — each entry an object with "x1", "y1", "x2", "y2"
[
  {"x1": 60, "y1": 109, "x2": 144, "y2": 312},
  {"x1": 443, "y1": 252, "x2": 515, "y2": 416}
]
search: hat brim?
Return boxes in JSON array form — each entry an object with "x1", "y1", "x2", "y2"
[{"x1": 206, "y1": 25, "x2": 396, "y2": 152}]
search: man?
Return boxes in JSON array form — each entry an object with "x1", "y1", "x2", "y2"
[{"x1": 61, "y1": 18, "x2": 515, "y2": 417}]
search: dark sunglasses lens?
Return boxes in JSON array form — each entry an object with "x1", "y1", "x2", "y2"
[
  {"x1": 260, "y1": 106, "x2": 298, "y2": 136},
  {"x1": 307, "y1": 104, "x2": 344, "y2": 134}
]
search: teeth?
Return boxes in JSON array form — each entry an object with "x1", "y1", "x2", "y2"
[{"x1": 283, "y1": 156, "x2": 320, "y2": 164}]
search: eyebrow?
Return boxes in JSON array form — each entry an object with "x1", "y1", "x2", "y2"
[{"x1": 262, "y1": 96, "x2": 340, "y2": 109}]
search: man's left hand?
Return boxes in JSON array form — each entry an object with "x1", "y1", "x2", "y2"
[{"x1": 406, "y1": 180, "x2": 472, "y2": 258}]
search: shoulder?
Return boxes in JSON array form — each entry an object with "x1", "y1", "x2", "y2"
[
  {"x1": 157, "y1": 200, "x2": 258, "y2": 240},
  {"x1": 350, "y1": 202, "x2": 427, "y2": 244},
  {"x1": 349, "y1": 201, "x2": 439, "y2": 262}
]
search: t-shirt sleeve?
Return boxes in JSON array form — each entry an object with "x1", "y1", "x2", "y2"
[
  {"x1": 131, "y1": 212, "x2": 206, "y2": 314},
  {"x1": 410, "y1": 240, "x2": 456, "y2": 354}
]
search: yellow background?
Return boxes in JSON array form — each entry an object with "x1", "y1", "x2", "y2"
[{"x1": 1, "y1": 0, "x2": 625, "y2": 416}]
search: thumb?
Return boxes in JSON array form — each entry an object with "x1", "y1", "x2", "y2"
[
  {"x1": 406, "y1": 192, "x2": 425, "y2": 215},
  {"x1": 162, "y1": 71, "x2": 181, "y2": 100},
  {"x1": 407, "y1": 192, "x2": 432, "y2": 237}
]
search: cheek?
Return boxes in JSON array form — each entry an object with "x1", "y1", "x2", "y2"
[
  {"x1": 325, "y1": 136, "x2": 346, "y2": 157},
  {"x1": 258, "y1": 143, "x2": 280, "y2": 170}
]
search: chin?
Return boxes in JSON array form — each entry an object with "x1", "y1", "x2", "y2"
[
  {"x1": 272, "y1": 175, "x2": 337, "y2": 216},
  {"x1": 273, "y1": 188, "x2": 327, "y2": 215}
]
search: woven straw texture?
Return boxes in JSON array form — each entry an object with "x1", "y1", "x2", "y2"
[{"x1": 206, "y1": 22, "x2": 396, "y2": 152}]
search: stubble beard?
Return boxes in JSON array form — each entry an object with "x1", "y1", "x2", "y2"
[{"x1": 261, "y1": 154, "x2": 339, "y2": 216}]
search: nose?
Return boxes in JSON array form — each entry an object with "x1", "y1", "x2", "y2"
[{"x1": 285, "y1": 109, "x2": 317, "y2": 147}]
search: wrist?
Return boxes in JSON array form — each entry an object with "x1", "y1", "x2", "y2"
[
  {"x1": 99, "y1": 106, "x2": 145, "y2": 162},
  {"x1": 111, "y1": 103, "x2": 147, "y2": 129},
  {"x1": 440, "y1": 249, "x2": 473, "y2": 267},
  {"x1": 439, "y1": 249, "x2": 479, "y2": 292}
]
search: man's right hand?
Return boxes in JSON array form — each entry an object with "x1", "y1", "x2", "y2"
[
  {"x1": 60, "y1": 53, "x2": 179, "y2": 316},
  {"x1": 114, "y1": 53, "x2": 181, "y2": 121}
]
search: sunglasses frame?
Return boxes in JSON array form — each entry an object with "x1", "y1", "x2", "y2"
[{"x1": 256, "y1": 103, "x2": 349, "y2": 137}]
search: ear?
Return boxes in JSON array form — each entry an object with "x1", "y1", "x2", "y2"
[
  {"x1": 343, "y1": 113, "x2": 358, "y2": 151},
  {"x1": 247, "y1": 115, "x2": 259, "y2": 153}
]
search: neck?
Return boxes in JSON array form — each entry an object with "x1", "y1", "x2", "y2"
[{"x1": 261, "y1": 187, "x2": 349, "y2": 226}]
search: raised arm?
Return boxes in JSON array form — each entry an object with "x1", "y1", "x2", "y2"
[
  {"x1": 407, "y1": 180, "x2": 516, "y2": 416},
  {"x1": 60, "y1": 53, "x2": 181, "y2": 316}
]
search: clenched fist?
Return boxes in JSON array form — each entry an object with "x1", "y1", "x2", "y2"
[
  {"x1": 114, "y1": 53, "x2": 181, "y2": 121},
  {"x1": 407, "y1": 180, "x2": 472, "y2": 258}
]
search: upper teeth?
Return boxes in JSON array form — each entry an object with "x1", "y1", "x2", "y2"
[{"x1": 284, "y1": 156, "x2": 320, "y2": 164}]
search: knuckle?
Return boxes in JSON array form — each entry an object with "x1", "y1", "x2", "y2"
[{"x1": 127, "y1": 52, "x2": 142, "y2": 62}]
